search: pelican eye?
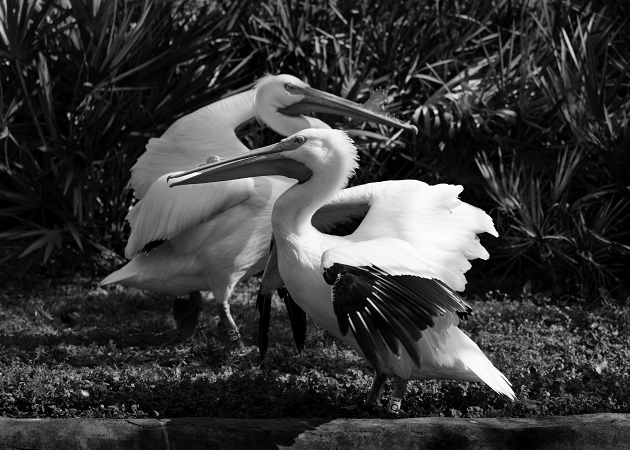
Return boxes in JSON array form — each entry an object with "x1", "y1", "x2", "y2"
[
  {"x1": 280, "y1": 134, "x2": 307, "y2": 150},
  {"x1": 285, "y1": 82, "x2": 306, "y2": 95}
]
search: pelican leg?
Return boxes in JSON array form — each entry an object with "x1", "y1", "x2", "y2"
[
  {"x1": 365, "y1": 372, "x2": 388, "y2": 408},
  {"x1": 173, "y1": 291, "x2": 204, "y2": 338},
  {"x1": 215, "y1": 284, "x2": 245, "y2": 350},
  {"x1": 388, "y1": 377, "x2": 408, "y2": 414}
]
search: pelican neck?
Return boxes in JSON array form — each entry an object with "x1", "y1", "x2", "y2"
[{"x1": 272, "y1": 168, "x2": 349, "y2": 238}]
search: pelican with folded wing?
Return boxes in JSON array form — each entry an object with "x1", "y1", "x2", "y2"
[{"x1": 101, "y1": 75, "x2": 415, "y2": 345}]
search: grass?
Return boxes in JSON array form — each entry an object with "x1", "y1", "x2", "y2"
[{"x1": 1, "y1": 268, "x2": 628, "y2": 419}]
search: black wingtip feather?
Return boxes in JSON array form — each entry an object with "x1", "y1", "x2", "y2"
[
  {"x1": 329, "y1": 263, "x2": 473, "y2": 372},
  {"x1": 256, "y1": 292, "x2": 272, "y2": 360},
  {"x1": 362, "y1": 301, "x2": 402, "y2": 358},
  {"x1": 278, "y1": 287, "x2": 307, "y2": 354},
  {"x1": 323, "y1": 263, "x2": 343, "y2": 285},
  {"x1": 333, "y1": 300, "x2": 350, "y2": 336},
  {"x1": 348, "y1": 313, "x2": 386, "y2": 373}
]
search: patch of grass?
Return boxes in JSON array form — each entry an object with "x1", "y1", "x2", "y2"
[{"x1": 1, "y1": 274, "x2": 628, "y2": 419}]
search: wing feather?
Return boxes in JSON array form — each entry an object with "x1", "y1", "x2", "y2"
[
  {"x1": 125, "y1": 172, "x2": 254, "y2": 258},
  {"x1": 313, "y1": 181, "x2": 497, "y2": 291},
  {"x1": 279, "y1": 287, "x2": 307, "y2": 355},
  {"x1": 256, "y1": 235, "x2": 306, "y2": 359},
  {"x1": 131, "y1": 91, "x2": 255, "y2": 199},
  {"x1": 347, "y1": 180, "x2": 498, "y2": 291},
  {"x1": 328, "y1": 264, "x2": 472, "y2": 373},
  {"x1": 322, "y1": 237, "x2": 472, "y2": 373}
]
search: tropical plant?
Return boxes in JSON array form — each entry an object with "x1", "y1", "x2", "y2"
[
  {"x1": 0, "y1": 0, "x2": 256, "y2": 268},
  {"x1": 468, "y1": 1, "x2": 630, "y2": 300},
  {"x1": 1, "y1": 0, "x2": 628, "y2": 301}
]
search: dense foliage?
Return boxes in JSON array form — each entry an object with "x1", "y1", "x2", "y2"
[
  {"x1": 1, "y1": 0, "x2": 629, "y2": 300},
  {"x1": 0, "y1": 274, "x2": 628, "y2": 419}
]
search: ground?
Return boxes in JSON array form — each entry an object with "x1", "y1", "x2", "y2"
[{"x1": 0, "y1": 271, "x2": 628, "y2": 419}]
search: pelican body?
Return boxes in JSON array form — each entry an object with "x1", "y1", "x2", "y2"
[
  {"x1": 169, "y1": 129, "x2": 516, "y2": 409},
  {"x1": 101, "y1": 75, "x2": 415, "y2": 344}
]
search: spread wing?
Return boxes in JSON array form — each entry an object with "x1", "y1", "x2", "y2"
[
  {"x1": 346, "y1": 180, "x2": 498, "y2": 291},
  {"x1": 256, "y1": 179, "x2": 496, "y2": 362},
  {"x1": 320, "y1": 238, "x2": 472, "y2": 373},
  {"x1": 314, "y1": 180, "x2": 498, "y2": 292}
]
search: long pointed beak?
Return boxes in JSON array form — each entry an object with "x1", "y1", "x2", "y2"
[
  {"x1": 168, "y1": 138, "x2": 312, "y2": 187},
  {"x1": 280, "y1": 87, "x2": 418, "y2": 134}
]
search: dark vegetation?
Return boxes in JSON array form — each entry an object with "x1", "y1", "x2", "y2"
[
  {"x1": 0, "y1": 273, "x2": 628, "y2": 419},
  {"x1": 1, "y1": 0, "x2": 629, "y2": 419},
  {"x1": 1, "y1": 0, "x2": 629, "y2": 301}
]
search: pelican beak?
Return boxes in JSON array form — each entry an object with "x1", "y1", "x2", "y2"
[
  {"x1": 168, "y1": 137, "x2": 312, "y2": 187},
  {"x1": 280, "y1": 86, "x2": 418, "y2": 134}
]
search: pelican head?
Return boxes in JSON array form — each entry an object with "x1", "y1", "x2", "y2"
[
  {"x1": 168, "y1": 129, "x2": 358, "y2": 188},
  {"x1": 253, "y1": 74, "x2": 417, "y2": 136}
]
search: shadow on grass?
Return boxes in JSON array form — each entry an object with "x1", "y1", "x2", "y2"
[
  {"x1": 0, "y1": 287, "x2": 261, "y2": 369},
  {"x1": 1, "y1": 277, "x2": 629, "y2": 420}
]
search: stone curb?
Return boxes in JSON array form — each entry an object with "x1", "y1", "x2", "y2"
[{"x1": 1, "y1": 413, "x2": 628, "y2": 449}]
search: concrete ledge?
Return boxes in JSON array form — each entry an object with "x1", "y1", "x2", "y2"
[{"x1": 1, "y1": 413, "x2": 628, "y2": 449}]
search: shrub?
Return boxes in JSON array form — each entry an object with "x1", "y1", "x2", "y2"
[
  {"x1": 470, "y1": 2, "x2": 630, "y2": 300},
  {"x1": 0, "y1": 0, "x2": 256, "y2": 267},
  {"x1": 364, "y1": 0, "x2": 630, "y2": 300},
  {"x1": 1, "y1": 0, "x2": 629, "y2": 301}
]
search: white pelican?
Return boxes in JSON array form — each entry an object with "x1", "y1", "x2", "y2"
[
  {"x1": 168, "y1": 128, "x2": 517, "y2": 410},
  {"x1": 100, "y1": 74, "x2": 415, "y2": 346}
]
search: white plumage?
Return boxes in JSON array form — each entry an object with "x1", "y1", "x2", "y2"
[
  {"x1": 169, "y1": 128, "x2": 516, "y2": 408},
  {"x1": 101, "y1": 75, "x2": 415, "y2": 343}
]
